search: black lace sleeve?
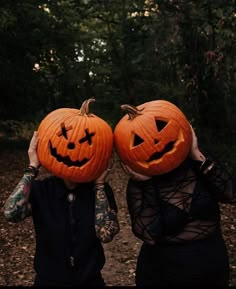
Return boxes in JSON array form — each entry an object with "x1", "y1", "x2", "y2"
[
  {"x1": 126, "y1": 178, "x2": 162, "y2": 245},
  {"x1": 192, "y1": 157, "x2": 235, "y2": 203}
]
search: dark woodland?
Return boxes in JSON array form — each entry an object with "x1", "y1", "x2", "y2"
[{"x1": 0, "y1": 0, "x2": 235, "y2": 286}]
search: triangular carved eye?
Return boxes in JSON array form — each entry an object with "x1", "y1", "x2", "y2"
[
  {"x1": 133, "y1": 134, "x2": 144, "y2": 147},
  {"x1": 155, "y1": 120, "x2": 168, "y2": 132}
]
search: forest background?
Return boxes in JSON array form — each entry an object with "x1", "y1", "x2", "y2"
[
  {"x1": 0, "y1": 0, "x2": 235, "y2": 166},
  {"x1": 0, "y1": 0, "x2": 235, "y2": 286}
]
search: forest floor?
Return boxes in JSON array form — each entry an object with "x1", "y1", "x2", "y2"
[{"x1": 0, "y1": 148, "x2": 235, "y2": 286}]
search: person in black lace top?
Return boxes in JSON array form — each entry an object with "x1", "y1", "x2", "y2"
[{"x1": 122, "y1": 126, "x2": 235, "y2": 287}]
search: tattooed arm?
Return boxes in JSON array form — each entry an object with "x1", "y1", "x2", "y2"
[
  {"x1": 94, "y1": 154, "x2": 120, "y2": 243},
  {"x1": 4, "y1": 172, "x2": 34, "y2": 222},
  {"x1": 4, "y1": 131, "x2": 40, "y2": 222},
  {"x1": 94, "y1": 183, "x2": 120, "y2": 243}
]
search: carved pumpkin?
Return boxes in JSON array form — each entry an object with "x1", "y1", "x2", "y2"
[
  {"x1": 114, "y1": 100, "x2": 192, "y2": 176},
  {"x1": 37, "y1": 98, "x2": 113, "y2": 183}
]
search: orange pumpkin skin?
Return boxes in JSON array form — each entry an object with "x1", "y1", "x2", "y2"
[
  {"x1": 114, "y1": 100, "x2": 192, "y2": 176},
  {"x1": 37, "y1": 99, "x2": 113, "y2": 183}
]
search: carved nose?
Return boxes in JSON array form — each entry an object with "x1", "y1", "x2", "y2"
[
  {"x1": 67, "y1": 142, "x2": 75, "y2": 150},
  {"x1": 154, "y1": 139, "x2": 159, "y2": 145}
]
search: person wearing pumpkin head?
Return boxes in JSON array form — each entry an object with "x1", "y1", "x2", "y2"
[
  {"x1": 114, "y1": 100, "x2": 235, "y2": 287},
  {"x1": 3, "y1": 99, "x2": 120, "y2": 287}
]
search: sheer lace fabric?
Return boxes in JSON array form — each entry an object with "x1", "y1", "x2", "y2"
[{"x1": 126, "y1": 158, "x2": 235, "y2": 245}]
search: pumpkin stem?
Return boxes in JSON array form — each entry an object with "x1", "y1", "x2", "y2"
[
  {"x1": 121, "y1": 104, "x2": 144, "y2": 120},
  {"x1": 79, "y1": 98, "x2": 95, "y2": 115}
]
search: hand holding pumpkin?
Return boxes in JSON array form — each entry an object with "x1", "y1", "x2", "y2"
[
  {"x1": 121, "y1": 162, "x2": 151, "y2": 182},
  {"x1": 28, "y1": 131, "x2": 41, "y2": 168},
  {"x1": 188, "y1": 125, "x2": 206, "y2": 162}
]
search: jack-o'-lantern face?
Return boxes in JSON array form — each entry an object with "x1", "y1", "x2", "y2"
[
  {"x1": 37, "y1": 99, "x2": 113, "y2": 183},
  {"x1": 114, "y1": 100, "x2": 192, "y2": 176},
  {"x1": 49, "y1": 123, "x2": 95, "y2": 167}
]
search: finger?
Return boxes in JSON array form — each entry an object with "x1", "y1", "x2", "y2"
[
  {"x1": 29, "y1": 131, "x2": 39, "y2": 150},
  {"x1": 121, "y1": 164, "x2": 131, "y2": 175},
  {"x1": 30, "y1": 138, "x2": 38, "y2": 149}
]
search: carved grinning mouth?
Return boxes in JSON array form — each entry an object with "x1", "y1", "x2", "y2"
[
  {"x1": 146, "y1": 141, "x2": 175, "y2": 162},
  {"x1": 49, "y1": 141, "x2": 89, "y2": 167}
]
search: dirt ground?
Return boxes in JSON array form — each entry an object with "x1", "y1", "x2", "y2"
[{"x1": 0, "y1": 148, "x2": 235, "y2": 286}]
